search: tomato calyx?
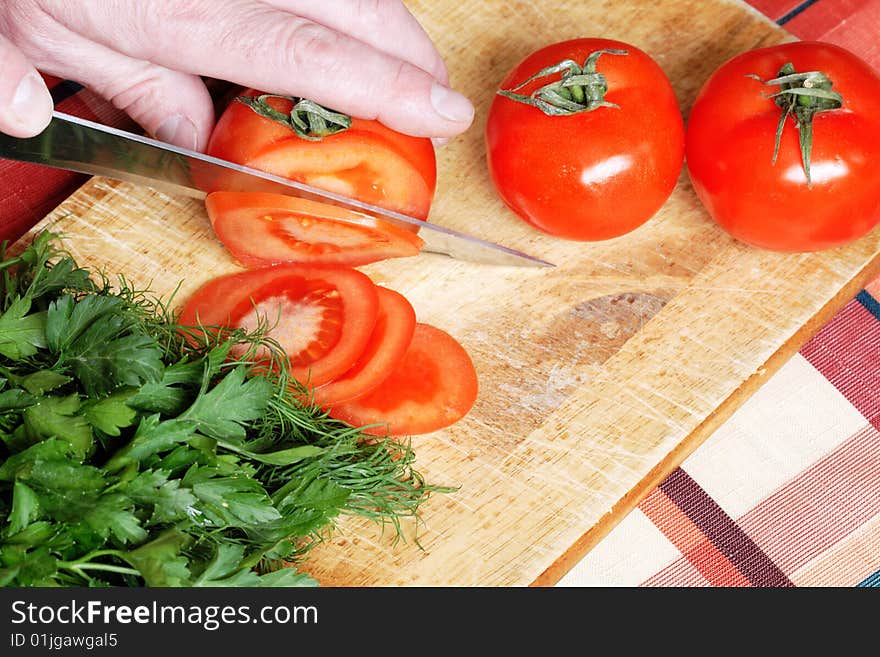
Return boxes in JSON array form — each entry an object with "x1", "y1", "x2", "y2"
[
  {"x1": 497, "y1": 48, "x2": 628, "y2": 116},
  {"x1": 749, "y1": 63, "x2": 844, "y2": 186},
  {"x1": 235, "y1": 94, "x2": 351, "y2": 141}
]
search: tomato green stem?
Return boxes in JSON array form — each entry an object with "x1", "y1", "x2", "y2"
[
  {"x1": 235, "y1": 94, "x2": 351, "y2": 141},
  {"x1": 748, "y1": 63, "x2": 843, "y2": 186},
  {"x1": 497, "y1": 49, "x2": 628, "y2": 116}
]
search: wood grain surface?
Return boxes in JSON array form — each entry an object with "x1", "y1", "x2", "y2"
[{"x1": 21, "y1": 0, "x2": 880, "y2": 586}]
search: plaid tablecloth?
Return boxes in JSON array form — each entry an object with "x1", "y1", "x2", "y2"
[{"x1": 1, "y1": 0, "x2": 877, "y2": 588}]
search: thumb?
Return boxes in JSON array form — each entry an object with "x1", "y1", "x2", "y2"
[{"x1": 0, "y1": 34, "x2": 53, "y2": 138}]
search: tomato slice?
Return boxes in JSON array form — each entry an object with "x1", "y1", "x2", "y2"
[
  {"x1": 178, "y1": 264, "x2": 379, "y2": 387},
  {"x1": 205, "y1": 191, "x2": 424, "y2": 268},
  {"x1": 311, "y1": 286, "x2": 416, "y2": 407},
  {"x1": 328, "y1": 323, "x2": 478, "y2": 436}
]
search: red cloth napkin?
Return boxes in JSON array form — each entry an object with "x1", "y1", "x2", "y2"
[{"x1": 0, "y1": 77, "x2": 134, "y2": 245}]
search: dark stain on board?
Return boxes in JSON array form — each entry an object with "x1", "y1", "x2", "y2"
[{"x1": 468, "y1": 290, "x2": 673, "y2": 444}]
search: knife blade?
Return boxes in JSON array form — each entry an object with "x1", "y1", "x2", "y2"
[{"x1": 0, "y1": 111, "x2": 553, "y2": 268}]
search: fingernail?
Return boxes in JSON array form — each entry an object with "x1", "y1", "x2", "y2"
[
  {"x1": 10, "y1": 72, "x2": 53, "y2": 135},
  {"x1": 155, "y1": 114, "x2": 198, "y2": 150},
  {"x1": 431, "y1": 137, "x2": 450, "y2": 149},
  {"x1": 430, "y1": 82, "x2": 474, "y2": 123}
]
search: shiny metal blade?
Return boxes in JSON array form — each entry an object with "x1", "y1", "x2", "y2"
[{"x1": 0, "y1": 111, "x2": 554, "y2": 267}]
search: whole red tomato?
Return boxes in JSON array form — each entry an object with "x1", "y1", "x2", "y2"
[
  {"x1": 686, "y1": 41, "x2": 880, "y2": 252},
  {"x1": 485, "y1": 37, "x2": 685, "y2": 241}
]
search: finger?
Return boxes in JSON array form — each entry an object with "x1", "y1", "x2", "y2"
[
  {"x1": 261, "y1": 0, "x2": 449, "y2": 84},
  {"x1": 0, "y1": 33, "x2": 53, "y2": 137},
  {"x1": 11, "y1": 19, "x2": 214, "y2": 150},
  {"x1": 50, "y1": 0, "x2": 474, "y2": 138},
  {"x1": 87, "y1": 60, "x2": 215, "y2": 151}
]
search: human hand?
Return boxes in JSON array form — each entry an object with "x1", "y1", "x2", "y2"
[{"x1": 0, "y1": 0, "x2": 474, "y2": 149}]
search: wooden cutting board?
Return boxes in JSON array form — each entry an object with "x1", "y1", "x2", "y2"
[{"x1": 22, "y1": 0, "x2": 880, "y2": 586}]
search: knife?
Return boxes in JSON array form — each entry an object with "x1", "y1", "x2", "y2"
[{"x1": 0, "y1": 111, "x2": 553, "y2": 268}]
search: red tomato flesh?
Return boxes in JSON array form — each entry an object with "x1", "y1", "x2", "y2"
[
  {"x1": 248, "y1": 133, "x2": 433, "y2": 219},
  {"x1": 328, "y1": 323, "x2": 478, "y2": 436},
  {"x1": 205, "y1": 191, "x2": 424, "y2": 268},
  {"x1": 311, "y1": 286, "x2": 416, "y2": 407},
  {"x1": 178, "y1": 264, "x2": 378, "y2": 387}
]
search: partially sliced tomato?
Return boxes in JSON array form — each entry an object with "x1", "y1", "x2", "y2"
[
  {"x1": 205, "y1": 91, "x2": 437, "y2": 220},
  {"x1": 205, "y1": 192, "x2": 424, "y2": 268},
  {"x1": 312, "y1": 286, "x2": 416, "y2": 407},
  {"x1": 178, "y1": 264, "x2": 378, "y2": 387},
  {"x1": 328, "y1": 323, "x2": 478, "y2": 436}
]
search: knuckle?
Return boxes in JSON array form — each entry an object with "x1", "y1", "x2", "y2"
[
  {"x1": 104, "y1": 68, "x2": 165, "y2": 115},
  {"x1": 356, "y1": 0, "x2": 397, "y2": 24},
  {"x1": 152, "y1": 0, "x2": 212, "y2": 22},
  {"x1": 355, "y1": 0, "x2": 408, "y2": 40},
  {"x1": 280, "y1": 22, "x2": 345, "y2": 75},
  {"x1": 130, "y1": 0, "x2": 212, "y2": 61},
  {"x1": 385, "y1": 58, "x2": 425, "y2": 96},
  {"x1": 0, "y1": 0, "x2": 54, "y2": 54},
  {"x1": 355, "y1": 0, "x2": 447, "y2": 81}
]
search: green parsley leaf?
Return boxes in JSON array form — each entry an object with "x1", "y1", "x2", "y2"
[
  {"x1": 83, "y1": 493, "x2": 147, "y2": 544},
  {"x1": 81, "y1": 389, "x2": 138, "y2": 436},
  {"x1": 126, "y1": 360, "x2": 204, "y2": 416},
  {"x1": 28, "y1": 256, "x2": 93, "y2": 300},
  {"x1": 253, "y1": 567, "x2": 317, "y2": 587},
  {"x1": 123, "y1": 530, "x2": 192, "y2": 586},
  {"x1": 189, "y1": 473, "x2": 281, "y2": 528},
  {"x1": 255, "y1": 477, "x2": 350, "y2": 545},
  {"x1": 104, "y1": 416, "x2": 196, "y2": 472},
  {"x1": 45, "y1": 294, "x2": 122, "y2": 352},
  {"x1": 67, "y1": 332, "x2": 165, "y2": 397},
  {"x1": 0, "y1": 545, "x2": 59, "y2": 586},
  {"x1": 1, "y1": 520, "x2": 58, "y2": 548},
  {"x1": 0, "y1": 565, "x2": 21, "y2": 587},
  {"x1": 218, "y1": 443, "x2": 324, "y2": 466},
  {"x1": 0, "y1": 297, "x2": 46, "y2": 359},
  {"x1": 20, "y1": 370, "x2": 72, "y2": 395},
  {"x1": 123, "y1": 470, "x2": 199, "y2": 526},
  {"x1": 1, "y1": 432, "x2": 50, "y2": 473},
  {"x1": 189, "y1": 543, "x2": 317, "y2": 587},
  {"x1": 0, "y1": 388, "x2": 37, "y2": 411},
  {"x1": 46, "y1": 294, "x2": 165, "y2": 395},
  {"x1": 7, "y1": 481, "x2": 41, "y2": 534},
  {"x1": 191, "y1": 543, "x2": 256, "y2": 586},
  {"x1": 181, "y1": 366, "x2": 273, "y2": 442},
  {"x1": 23, "y1": 394, "x2": 94, "y2": 459}
]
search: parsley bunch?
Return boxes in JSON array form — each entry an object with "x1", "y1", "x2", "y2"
[{"x1": 0, "y1": 232, "x2": 447, "y2": 587}]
